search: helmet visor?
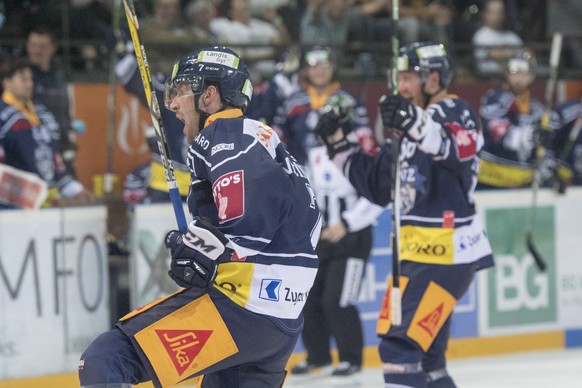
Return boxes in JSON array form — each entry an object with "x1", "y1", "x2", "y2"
[{"x1": 164, "y1": 75, "x2": 204, "y2": 110}]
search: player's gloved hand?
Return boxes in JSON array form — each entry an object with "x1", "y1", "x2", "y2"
[
  {"x1": 314, "y1": 107, "x2": 353, "y2": 159},
  {"x1": 533, "y1": 126, "x2": 554, "y2": 149},
  {"x1": 165, "y1": 218, "x2": 231, "y2": 289},
  {"x1": 379, "y1": 94, "x2": 424, "y2": 141}
]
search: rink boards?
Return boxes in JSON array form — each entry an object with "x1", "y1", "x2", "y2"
[{"x1": 1, "y1": 188, "x2": 582, "y2": 386}]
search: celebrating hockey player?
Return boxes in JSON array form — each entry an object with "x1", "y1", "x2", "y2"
[
  {"x1": 316, "y1": 42, "x2": 494, "y2": 388},
  {"x1": 79, "y1": 46, "x2": 322, "y2": 388}
]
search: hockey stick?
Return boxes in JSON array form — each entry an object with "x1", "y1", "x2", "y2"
[
  {"x1": 104, "y1": 0, "x2": 122, "y2": 194},
  {"x1": 389, "y1": 0, "x2": 402, "y2": 326},
  {"x1": 122, "y1": 0, "x2": 188, "y2": 232},
  {"x1": 525, "y1": 32, "x2": 563, "y2": 272}
]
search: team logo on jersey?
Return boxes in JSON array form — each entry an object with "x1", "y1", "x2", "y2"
[
  {"x1": 446, "y1": 122, "x2": 477, "y2": 161},
  {"x1": 157, "y1": 329, "x2": 213, "y2": 375},
  {"x1": 212, "y1": 170, "x2": 244, "y2": 223},
  {"x1": 259, "y1": 279, "x2": 282, "y2": 301}
]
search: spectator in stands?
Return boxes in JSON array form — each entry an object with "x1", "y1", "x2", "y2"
[
  {"x1": 472, "y1": 0, "x2": 523, "y2": 77},
  {"x1": 477, "y1": 49, "x2": 546, "y2": 189},
  {"x1": 0, "y1": 57, "x2": 94, "y2": 208},
  {"x1": 185, "y1": 0, "x2": 218, "y2": 45},
  {"x1": 299, "y1": 0, "x2": 388, "y2": 54},
  {"x1": 70, "y1": 0, "x2": 114, "y2": 70},
  {"x1": 547, "y1": 0, "x2": 582, "y2": 70},
  {"x1": 550, "y1": 96, "x2": 582, "y2": 188},
  {"x1": 26, "y1": 26, "x2": 83, "y2": 177},
  {"x1": 398, "y1": 0, "x2": 453, "y2": 46},
  {"x1": 273, "y1": 47, "x2": 383, "y2": 383},
  {"x1": 139, "y1": 0, "x2": 199, "y2": 74},
  {"x1": 210, "y1": 0, "x2": 291, "y2": 81}
]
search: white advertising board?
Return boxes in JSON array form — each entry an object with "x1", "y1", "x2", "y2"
[{"x1": 0, "y1": 206, "x2": 109, "y2": 379}]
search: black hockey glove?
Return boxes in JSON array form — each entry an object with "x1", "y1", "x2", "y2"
[
  {"x1": 165, "y1": 218, "x2": 231, "y2": 289},
  {"x1": 533, "y1": 126, "x2": 554, "y2": 149},
  {"x1": 379, "y1": 94, "x2": 425, "y2": 142},
  {"x1": 314, "y1": 108, "x2": 353, "y2": 159}
]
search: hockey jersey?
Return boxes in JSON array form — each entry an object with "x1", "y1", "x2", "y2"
[
  {"x1": 273, "y1": 87, "x2": 373, "y2": 165},
  {"x1": 273, "y1": 86, "x2": 382, "y2": 233},
  {"x1": 341, "y1": 96, "x2": 493, "y2": 269},
  {"x1": 550, "y1": 98, "x2": 582, "y2": 185},
  {"x1": 0, "y1": 97, "x2": 82, "y2": 198},
  {"x1": 186, "y1": 108, "x2": 322, "y2": 319},
  {"x1": 478, "y1": 88, "x2": 544, "y2": 188}
]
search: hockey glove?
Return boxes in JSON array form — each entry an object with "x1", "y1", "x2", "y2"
[
  {"x1": 165, "y1": 218, "x2": 231, "y2": 289},
  {"x1": 379, "y1": 94, "x2": 425, "y2": 142},
  {"x1": 314, "y1": 108, "x2": 353, "y2": 159}
]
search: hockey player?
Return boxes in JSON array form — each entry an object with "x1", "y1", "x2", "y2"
[
  {"x1": 114, "y1": 38, "x2": 190, "y2": 203},
  {"x1": 79, "y1": 46, "x2": 322, "y2": 388},
  {"x1": 550, "y1": 96, "x2": 582, "y2": 187},
  {"x1": 477, "y1": 50, "x2": 545, "y2": 189},
  {"x1": 316, "y1": 42, "x2": 494, "y2": 388},
  {"x1": 245, "y1": 46, "x2": 302, "y2": 125},
  {"x1": 275, "y1": 46, "x2": 383, "y2": 383},
  {"x1": 0, "y1": 57, "x2": 94, "y2": 208}
]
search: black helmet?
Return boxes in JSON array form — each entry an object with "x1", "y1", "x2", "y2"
[
  {"x1": 398, "y1": 42, "x2": 454, "y2": 88},
  {"x1": 164, "y1": 46, "x2": 253, "y2": 111},
  {"x1": 301, "y1": 46, "x2": 336, "y2": 68},
  {"x1": 507, "y1": 49, "x2": 537, "y2": 75}
]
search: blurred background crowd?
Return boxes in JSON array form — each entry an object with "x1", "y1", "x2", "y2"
[{"x1": 0, "y1": 0, "x2": 580, "y2": 84}]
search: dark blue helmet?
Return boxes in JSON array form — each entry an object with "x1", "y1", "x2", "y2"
[
  {"x1": 301, "y1": 46, "x2": 336, "y2": 68},
  {"x1": 164, "y1": 46, "x2": 253, "y2": 111},
  {"x1": 398, "y1": 42, "x2": 454, "y2": 88}
]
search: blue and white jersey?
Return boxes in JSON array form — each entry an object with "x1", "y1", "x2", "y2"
[
  {"x1": 550, "y1": 98, "x2": 582, "y2": 185},
  {"x1": 341, "y1": 96, "x2": 493, "y2": 270},
  {"x1": 0, "y1": 100, "x2": 79, "y2": 196},
  {"x1": 478, "y1": 88, "x2": 544, "y2": 187},
  {"x1": 186, "y1": 108, "x2": 322, "y2": 319}
]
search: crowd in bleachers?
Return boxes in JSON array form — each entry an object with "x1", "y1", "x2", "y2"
[{"x1": 0, "y1": 0, "x2": 581, "y2": 82}]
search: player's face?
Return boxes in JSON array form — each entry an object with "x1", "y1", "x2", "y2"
[
  {"x1": 167, "y1": 81, "x2": 200, "y2": 144},
  {"x1": 3, "y1": 68, "x2": 34, "y2": 103},
  {"x1": 397, "y1": 71, "x2": 423, "y2": 107},
  {"x1": 306, "y1": 61, "x2": 334, "y2": 88},
  {"x1": 506, "y1": 72, "x2": 534, "y2": 95}
]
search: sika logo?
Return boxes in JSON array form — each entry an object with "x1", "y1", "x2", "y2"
[
  {"x1": 416, "y1": 303, "x2": 443, "y2": 338},
  {"x1": 156, "y1": 329, "x2": 213, "y2": 375}
]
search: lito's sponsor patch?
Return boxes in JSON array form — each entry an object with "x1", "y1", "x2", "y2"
[
  {"x1": 446, "y1": 122, "x2": 477, "y2": 161},
  {"x1": 212, "y1": 170, "x2": 245, "y2": 223}
]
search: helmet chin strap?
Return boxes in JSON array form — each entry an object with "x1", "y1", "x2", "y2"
[
  {"x1": 194, "y1": 93, "x2": 228, "y2": 129},
  {"x1": 420, "y1": 74, "x2": 444, "y2": 109},
  {"x1": 194, "y1": 94, "x2": 210, "y2": 130}
]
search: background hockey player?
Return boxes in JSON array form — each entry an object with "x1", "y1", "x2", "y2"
[
  {"x1": 316, "y1": 42, "x2": 494, "y2": 388},
  {"x1": 0, "y1": 57, "x2": 94, "y2": 209},
  {"x1": 78, "y1": 46, "x2": 322, "y2": 388},
  {"x1": 113, "y1": 34, "x2": 190, "y2": 204},
  {"x1": 477, "y1": 49, "x2": 547, "y2": 189},
  {"x1": 273, "y1": 46, "x2": 383, "y2": 383},
  {"x1": 549, "y1": 96, "x2": 582, "y2": 188}
]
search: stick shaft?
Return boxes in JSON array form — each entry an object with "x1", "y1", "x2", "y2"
[
  {"x1": 122, "y1": 0, "x2": 187, "y2": 232},
  {"x1": 390, "y1": 0, "x2": 402, "y2": 326}
]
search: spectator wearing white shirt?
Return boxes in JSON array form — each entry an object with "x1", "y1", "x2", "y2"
[
  {"x1": 210, "y1": 0, "x2": 291, "y2": 81},
  {"x1": 472, "y1": 0, "x2": 523, "y2": 77}
]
